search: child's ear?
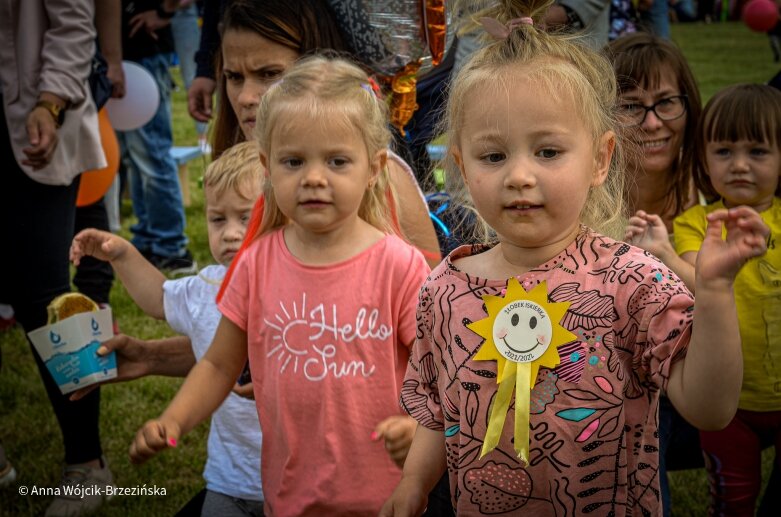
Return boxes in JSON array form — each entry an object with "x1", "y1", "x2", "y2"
[
  {"x1": 452, "y1": 147, "x2": 466, "y2": 183},
  {"x1": 369, "y1": 149, "x2": 388, "y2": 187},
  {"x1": 592, "y1": 131, "x2": 615, "y2": 187},
  {"x1": 259, "y1": 152, "x2": 270, "y2": 178}
]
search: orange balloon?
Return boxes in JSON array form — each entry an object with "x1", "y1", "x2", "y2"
[{"x1": 77, "y1": 108, "x2": 120, "y2": 207}]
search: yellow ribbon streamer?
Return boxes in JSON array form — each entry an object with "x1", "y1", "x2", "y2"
[{"x1": 480, "y1": 361, "x2": 533, "y2": 463}]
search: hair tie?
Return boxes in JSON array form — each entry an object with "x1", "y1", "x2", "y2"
[
  {"x1": 478, "y1": 16, "x2": 533, "y2": 39},
  {"x1": 361, "y1": 77, "x2": 383, "y2": 101}
]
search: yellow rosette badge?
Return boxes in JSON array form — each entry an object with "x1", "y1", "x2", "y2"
[{"x1": 468, "y1": 279, "x2": 576, "y2": 463}]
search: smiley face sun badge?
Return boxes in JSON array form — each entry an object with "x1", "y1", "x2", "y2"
[{"x1": 468, "y1": 278, "x2": 577, "y2": 463}]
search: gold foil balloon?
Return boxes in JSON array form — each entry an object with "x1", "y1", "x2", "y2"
[{"x1": 327, "y1": 0, "x2": 451, "y2": 133}]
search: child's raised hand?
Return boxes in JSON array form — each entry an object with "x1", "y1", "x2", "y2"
[
  {"x1": 625, "y1": 210, "x2": 674, "y2": 262},
  {"x1": 372, "y1": 415, "x2": 417, "y2": 468},
  {"x1": 129, "y1": 418, "x2": 180, "y2": 465},
  {"x1": 70, "y1": 228, "x2": 130, "y2": 266},
  {"x1": 696, "y1": 206, "x2": 769, "y2": 287}
]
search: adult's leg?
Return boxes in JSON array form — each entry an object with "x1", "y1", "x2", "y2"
[
  {"x1": 0, "y1": 110, "x2": 102, "y2": 466},
  {"x1": 171, "y1": 3, "x2": 208, "y2": 136},
  {"x1": 120, "y1": 53, "x2": 188, "y2": 259},
  {"x1": 700, "y1": 410, "x2": 763, "y2": 517},
  {"x1": 639, "y1": 0, "x2": 671, "y2": 39}
]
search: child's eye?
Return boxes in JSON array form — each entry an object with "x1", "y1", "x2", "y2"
[
  {"x1": 209, "y1": 216, "x2": 225, "y2": 224},
  {"x1": 713, "y1": 147, "x2": 731, "y2": 157},
  {"x1": 536, "y1": 148, "x2": 559, "y2": 159},
  {"x1": 750, "y1": 147, "x2": 769, "y2": 157},
  {"x1": 329, "y1": 157, "x2": 349, "y2": 167},
  {"x1": 480, "y1": 152, "x2": 505, "y2": 164},
  {"x1": 282, "y1": 158, "x2": 303, "y2": 168},
  {"x1": 241, "y1": 213, "x2": 251, "y2": 223}
]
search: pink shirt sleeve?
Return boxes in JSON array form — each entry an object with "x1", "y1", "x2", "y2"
[
  {"x1": 218, "y1": 244, "x2": 253, "y2": 331},
  {"x1": 394, "y1": 245, "x2": 431, "y2": 348}
]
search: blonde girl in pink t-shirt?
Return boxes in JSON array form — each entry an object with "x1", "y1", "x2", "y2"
[
  {"x1": 128, "y1": 56, "x2": 431, "y2": 515},
  {"x1": 380, "y1": 0, "x2": 770, "y2": 515}
]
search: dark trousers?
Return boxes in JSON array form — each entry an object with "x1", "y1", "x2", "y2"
[
  {"x1": 0, "y1": 106, "x2": 103, "y2": 465},
  {"x1": 73, "y1": 199, "x2": 114, "y2": 305}
]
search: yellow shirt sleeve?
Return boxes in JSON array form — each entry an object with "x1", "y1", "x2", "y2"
[{"x1": 673, "y1": 202, "x2": 724, "y2": 256}]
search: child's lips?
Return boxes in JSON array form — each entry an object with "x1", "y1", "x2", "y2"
[{"x1": 300, "y1": 199, "x2": 331, "y2": 207}]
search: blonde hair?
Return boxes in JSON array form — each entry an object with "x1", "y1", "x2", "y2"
[
  {"x1": 445, "y1": 0, "x2": 627, "y2": 241},
  {"x1": 695, "y1": 83, "x2": 781, "y2": 202},
  {"x1": 203, "y1": 141, "x2": 264, "y2": 200},
  {"x1": 253, "y1": 55, "x2": 396, "y2": 236}
]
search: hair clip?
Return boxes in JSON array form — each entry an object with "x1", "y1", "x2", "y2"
[{"x1": 478, "y1": 16, "x2": 533, "y2": 39}]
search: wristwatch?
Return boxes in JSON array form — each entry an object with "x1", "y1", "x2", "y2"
[{"x1": 34, "y1": 100, "x2": 65, "y2": 128}]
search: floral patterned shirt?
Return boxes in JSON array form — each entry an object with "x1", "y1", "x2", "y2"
[{"x1": 402, "y1": 229, "x2": 693, "y2": 516}]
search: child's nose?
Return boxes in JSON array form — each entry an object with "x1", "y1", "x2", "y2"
[
  {"x1": 504, "y1": 160, "x2": 536, "y2": 189},
  {"x1": 223, "y1": 222, "x2": 245, "y2": 242},
  {"x1": 301, "y1": 165, "x2": 327, "y2": 186},
  {"x1": 731, "y1": 153, "x2": 750, "y2": 172}
]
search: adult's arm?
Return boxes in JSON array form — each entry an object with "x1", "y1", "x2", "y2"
[
  {"x1": 95, "y1": 0, "x2": 125, "y2": 98},
  {"x1": 40, "y1": 0, "x2": 96, "y2": 105},
  {"x1": 194, "y1": 0, "x2": 223, "y2": 80}
]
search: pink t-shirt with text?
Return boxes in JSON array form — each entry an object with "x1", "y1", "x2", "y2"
[{"x1": 219, "y1": 228, "x2": 430, "y2": 517}]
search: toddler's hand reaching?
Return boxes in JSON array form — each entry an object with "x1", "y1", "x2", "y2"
[
  {"x1": 70, "y1": 228, "x2": 131, "y2": 266},
  {"x1": 129, "y1": 418, "x2": 180, "y2": 465},
  {"x1": 373, "y1": 415, "x2": 417, "y2": 468},
  {"x1": 696, "y1": 206, "x2": 769, "y2": 287},
  {"x1": 624, "y1": 210, "x2": 674, "y2": 262}
]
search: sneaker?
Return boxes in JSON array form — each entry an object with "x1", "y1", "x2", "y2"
[
  {"x1": 146, "y1": 249, "x2": 198, "y2": 277},
  {"x1": 0, "y1": 442, "x2": 17, "y2": 488},
  {"x1": 45, "y1": 457, "x2": 114, "y2": 517}
]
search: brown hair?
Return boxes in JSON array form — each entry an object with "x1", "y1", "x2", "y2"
[
  {"x1": 211, "y1": 0, "x2": 347, "y2": 158},
  {"x1": 694, "y1": 83, "x2": 781, "y2": 201},
  {"x1": 445, "y1": 0, "x2": 627, "y2": 240},
  {"x1": 606, "y1": 32, "x2": 702, "y2": 217}
]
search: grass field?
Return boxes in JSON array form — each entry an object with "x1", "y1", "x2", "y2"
[{"x1": 1, "y1": 21, "x2": 778, "y2": 516}]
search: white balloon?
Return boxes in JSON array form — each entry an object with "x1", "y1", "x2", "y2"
[{"x1": 105, "y1": 61, "x2": 160, "y2": 131}]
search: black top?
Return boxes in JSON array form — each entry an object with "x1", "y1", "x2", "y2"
[
  {"x1": 194, "y1": 0, "x2": 228, "y2": 79},
  {"x1": 122, "y1": 0, "x2": 174, "y2": 62}
]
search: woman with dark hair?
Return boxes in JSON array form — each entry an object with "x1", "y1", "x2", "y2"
[
  {"x1": 210, "y1": 0, "x2": 442, "y2": 267},
  {"x1": 606, "y1": 32, "x2": 703, "y2": 517},
  {"x1": 607, "y1": 32, "x2": 702, "y2": 232}
]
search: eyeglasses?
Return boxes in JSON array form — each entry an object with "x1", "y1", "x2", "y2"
[{"x1": 618, "y1": 95, "x2": 688, "y2": 126}]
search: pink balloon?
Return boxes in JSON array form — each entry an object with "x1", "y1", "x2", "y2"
[{"x1": 742, "y1": 0, "x2": 779, "y2": 33}]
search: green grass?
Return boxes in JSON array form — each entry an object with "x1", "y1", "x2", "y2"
[{"x1": 1, "y1": 22, "x2": 778, "y2": 515}]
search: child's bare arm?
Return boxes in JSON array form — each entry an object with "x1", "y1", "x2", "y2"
[
  {"x1": 71, "y1": 228, "x2": 166, "y2": 319},
  {"x1": 379, "y1": 425, "x2": 447, "y2": 517},
  {"x1": 625, "y1": 210, "x2": 696, "y2": 290},
  {"x1": 129, "y1": 316, "x2": 248, "y2": 464},
  {"x1": 666, "y1": 207, "x2": 769, "y2": 430}
]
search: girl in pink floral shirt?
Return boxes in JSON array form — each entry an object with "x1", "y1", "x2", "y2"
[{"x1": 380, "y1": 0, "x2": 770, "y2": 515}]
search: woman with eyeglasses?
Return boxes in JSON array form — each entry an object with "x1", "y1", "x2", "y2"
[{"x1": 606, "y1": 32, "x2": 704, "y2": 517}]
